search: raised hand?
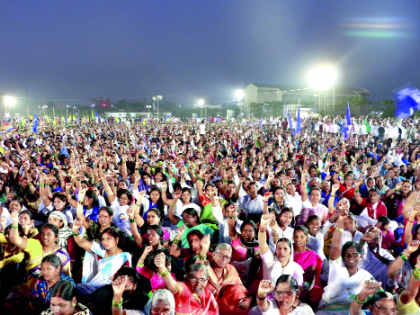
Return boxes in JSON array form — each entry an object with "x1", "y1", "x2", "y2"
[
  {"x1": 173, "y1": 190, "x2": 182, "y2": 200},
  {"x1": 263, "y1": 192, "x2": 272, "y2": 202},
  {"x1": 331, "y1": 183, "x2": 340, "y2": 193},
  {"x1": 126, "y1": 206, "x2": 134, "y2": 219},
  {"x1": 143, "y1": 245, "x2": 153, "y2": 255},
  {"x1": 258, "y1": 280, "x2": 275, "y2": 297},
  {"x1": 0, "y1": 216, "x2": 6, "y2": 231},
  {"x1": 260, "y1": 213, "x2": 274, "y2": 229},
  {"x1": 361, "y1": 231, "x2": 376, "y2": 243},
  {"x1": 359, "y1": 279, "x2": 382, "y2": 298},
  {"x1": 73, "y1": 218, "x2": 82, "y2": 232},
  {"x1": 177, "y1": 225, "x2": 186, "y2": 238},
  {"x1": 112, "y1": 275, "x2": 127, "y2": 297},
  {"x1": 200, "y1": 234, "x2": 211, "y2": 253},
  {"x1": 154, "y1": 252, "x2": 166, "y2": 269},
  {"x1": 406, "y1": 240, "x2": 420, "y2": 254},
  {"x1": 354, "y1": 179, "x2": 363, "y2": 188},
  {"x1": 10, "y1": 211, "x2": 18, "y2": 226}
]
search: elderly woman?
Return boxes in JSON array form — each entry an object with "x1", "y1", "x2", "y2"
[
  {"x1": 40, "y1": 280, "x2": 92, "y2": 315},
  {"x1": 255, "y1": 276, "x2": 311, "y2": 315},
  {"x1": 153, "y1": 254, "x2": 218, "y2": 315},
  {"x1": 203, "y1": 243, "x2": 252, "y2": 315}
]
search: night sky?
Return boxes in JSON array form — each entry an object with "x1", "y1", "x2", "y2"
[{"x1": 1, "y1": 0, "x2": 420, "y2": 107}]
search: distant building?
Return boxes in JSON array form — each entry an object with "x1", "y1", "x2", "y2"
[{"x1": 243, "y1": 83, "x2": 370, "y2": 113}]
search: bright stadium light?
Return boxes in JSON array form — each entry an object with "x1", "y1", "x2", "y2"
[
  {"x1": 235, "y1": 89, "x2": 244, "y2": 99},
  {"x1": 307, "y1": 66, "x2": 337, "y2": 90},
  {"x1": 198, "y1": 99, "x2": 204, "y2": 106},
  {"x1": 4, "y1": 96, "x2": 16, "y2": 107}
]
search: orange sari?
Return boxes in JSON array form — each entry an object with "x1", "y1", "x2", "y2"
[{"x1": 206, "y1": 264, "x2": 250, "y2": 315}]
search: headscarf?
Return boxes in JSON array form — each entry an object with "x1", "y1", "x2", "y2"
[{"x1": 49, "y1": 211, "x2": 73, "y2": 248}]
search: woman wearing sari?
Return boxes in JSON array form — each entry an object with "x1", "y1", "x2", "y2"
[
  {"x1": 227, "y1": 205, "x2": 261, "y2": 290},
  {"x1": 72, "y1": 219, "x2": 132, "y2": 295},
  {"x1": 315, "y1": 209, "x2": 376, "y2": 315},
  {"x1": 259, "y1": 213, "x2": 304, "y2": 298},
  {"x1": 205, "y1": 243, "x2": 252, "y2": 315},
  {"x1": 293, "y1": 226, "x2": 323, "y2": 306},
  {"x1": 48, "y1": 211, "x2": 73, "y2": 249},
  {"x1": 153, "y1": 254, "x2": 218, "y2": 315},
  {"x1": 6, "y1": 211, "x2": 71, "y2": 308}
]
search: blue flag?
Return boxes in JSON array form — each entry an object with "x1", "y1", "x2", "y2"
[
  {"x1": 94, "y1": 110, "x2": 99, "y2": 118},
  {"x1": 344, "y1": 102, "x2": 352, "y2": 139},
  {"x1": 259, "y1": 116, "x2": 262, "y2": 130},
  {"x1": 195, "y1": 113, "x2": 198, "y2": 120},
  {"x1": 32, "y1": 115, "x2": 38, "y2": 133},
  {"x1": 288, "y1": 110, "x2": 292, "y2": 130},
  {"x1": 394, "y1": 84, "x2": 420, "y2": 118},
  {"x1": 295, "y1": 106, "x2": 301, "y2": 134}
]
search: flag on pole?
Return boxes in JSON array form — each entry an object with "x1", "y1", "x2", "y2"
[
  {"x1": 288, "y1": 110, "x2": 292, "y2": 130},
  {"x1": 65, "y1": 117, "x2": 68, "y2": 123},
  {"x1": 115, "y1": 116, "x2": 119, "y2": 123},
  {"x1": 73, "y1": 115, "x2": 76, "y2": 121},
  {"x1": 295, "y1": 106, "x2": 301, "y2": 134},
  {"x1": 95, "y1": 110, "x2": 99, "y2": 118},
  {"x1": 32, "y1": 113, "x2": 38, "y2": 133},
  {"x1": 344, "y1": 102, "x2": 351, "y2": 140},
  {"x1": 166, "y1": 114, "x2": 170, "y2": 122},
  {"x1": 91, "y1": 109, "x2": 94, "y2": 119},
  {"x1": 394, "y1": 84, "x2": 420, "y2": 118},
  {"x1": 259, "y1": 116, "x2": 263, "y2": 130},
  {"x1": 20, "y1": 118, "x2": 26, "y2": 127},
  {"x1": 142, "y1": 117, "x2": 146, "y2": 125}
]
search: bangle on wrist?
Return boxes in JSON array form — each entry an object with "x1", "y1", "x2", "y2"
[
  {"x1": 409, "y1": 220, "x2": 415, "y2": 223},
  {"x1": 173, "y1": 238, "x2": 180, "y2": 245},
  {"x1": 112, "y1": 297, "x2": 124, "y2": 308},
  {"x1": 400, "y1": 252, "x2": 409, "y2": 261},
  {"x1": 330, "y1": 194, "x2": 335, "y2": 197},
  {"x1": 11, "y1": 225, "x2": 18, "y2": 229},
  {"x1": 355, "y1": 295, "x2": 368, "y2": 305},
  {"x1": 354, "y1": 189, "x2": 360, "y2": 193},
  {"x1": 335, "y1": 227, "x2": 343, "y2": 233},
  {"x1": 197, "y1": 253, "x2": 206, "y2": 260},
  {"x1": 158, "y1": 268, "x2": 170, "y2": 277},
  {"x1": 263, "y1": 200, "x2": 268, "y2": 203},
  {"x1": 257, "y1": 295, "x2": 267, "y2": 300},
  {"x1": 129, "y1": 218, "x2": 135, "y2": 223},
  {"x1": 72, "y1": 231, "x2": 80, "y2": 236}
]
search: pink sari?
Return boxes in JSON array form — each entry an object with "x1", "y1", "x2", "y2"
[{"x1": 294, "y1": 249, "x2": 323, "y2": 305}]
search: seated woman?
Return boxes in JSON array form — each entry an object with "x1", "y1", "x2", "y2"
[
  {"x1": 72, "y1": 220, "x2": 132, "y2": 295},
  {"x1": 136, "y1": 244, "x2": 176, "y2": 293},
  {"x1": 254, "y1": 277, "x2": 311, "y2": 315},
  {"x1": 48, "y1": 211, "x2": 73, "y2": 249},
  {"x1": 153, "y1": 255, "x2": 218, "y2": 315},
  {"x1": 293, "y1": 225, "x2": 323, "y2": 306},
  {"x1": 204, "y1": 243, "x2": 252, "y2": 315},
  {"x1": 227, "y1": 205, "x2": 261, "y2": 289},
  {"x1": 167, "y1": 198, "x2": 214, "y2": 249},
  {"x1": 40, "y1": 280, "x2": 92, "y2": 315},
  {"x1": 17, "y1": 210, "x2": 39, "y2": 239},
  {"x1": 129, "y1": 201, "x2": 170, "y2": 248},
  {"x1": 315, "y1": 210, "x2": 375, "y2": 315},
  {"x1": 7, "y1": 211, "x2": 71, "y2": 303},
  {"x1": 30, "y1": 254, "x2": 75, "y2": 314},
  {"x1": 259, "y1": 213, "x2": 304, "y2": 298}
]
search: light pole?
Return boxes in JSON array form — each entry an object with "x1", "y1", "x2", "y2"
[
  {"x1": 198, "y1": 99, "x2": 205, "y2": 119},
  {"x1": 307, "y1": 66, "x2": 337, "y2": 114},
  {"x1": 3, "y1": 96, "x2": 16, "y2": 119},
  {"x1": 235, "y1": 90, "x2": 244, "y2": 117},
  {"x1": 42, "y1": 104, "x2": 48, "y2": 118},
  {"x1": 179, "y1": 104, "x2": 182, "y2": 117},
  {"x1": 152, "y1": 95, "x2": 163, "y2": 117},
  {"x1": 146, "y1": 105, "x2": 152, "y2": 117}
]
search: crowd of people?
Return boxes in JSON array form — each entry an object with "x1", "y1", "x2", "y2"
[{"x1": 0, "y1": 113, "x2": 420, "y2": 315}]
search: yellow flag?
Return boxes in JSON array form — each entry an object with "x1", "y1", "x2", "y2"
[
  {"x1": 73, "y1": 115, "x2": 76, "y2": 121},
  {"x1": 115, "y1": 116, "x2": 119, "y2": 123},
  {"x1": 68, "y1": 115, "x2": 72, "y2": 122},
  {"x1": 143, "y1": 118, "x2": 146, "y2": 125}
]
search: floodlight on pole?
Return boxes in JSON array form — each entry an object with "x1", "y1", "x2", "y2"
[
  {"x1": 3, "y1": 96, "x2": 16, "y2": 119},
  {"x1": 308, "y1": 66, "x2": 337, "y2": 113},
  {"x1": 235, "y1": 90, "x2": 244, "y2": 116},
  {"x1": 152, "y1": 95, "x2": 163, "y2": 116}
]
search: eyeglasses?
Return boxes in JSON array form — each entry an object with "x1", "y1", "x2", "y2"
[
  {"x1": 275, "y1": 291, "x2": 295, "y2": 297},
  {"x1": 189, "y1": 277, "x2": 208, "y2": 284},
  {"x1": 215, "y1": 252, "x2": 231, "y2": 261},
  {"x1": 374, "y1": 304, "x2": 398, "y2": 315},
  {"x1": 344, "y1": 253, "x2": 360, "y2": 258}
]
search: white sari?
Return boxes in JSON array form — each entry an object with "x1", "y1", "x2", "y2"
[{"x1": 78, "y1": 242, "x2": 132, "y2": 295}]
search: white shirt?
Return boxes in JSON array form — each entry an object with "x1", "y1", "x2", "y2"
[{"x1": 199, "y1": 124, "x2": 206, "y2": 135}]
